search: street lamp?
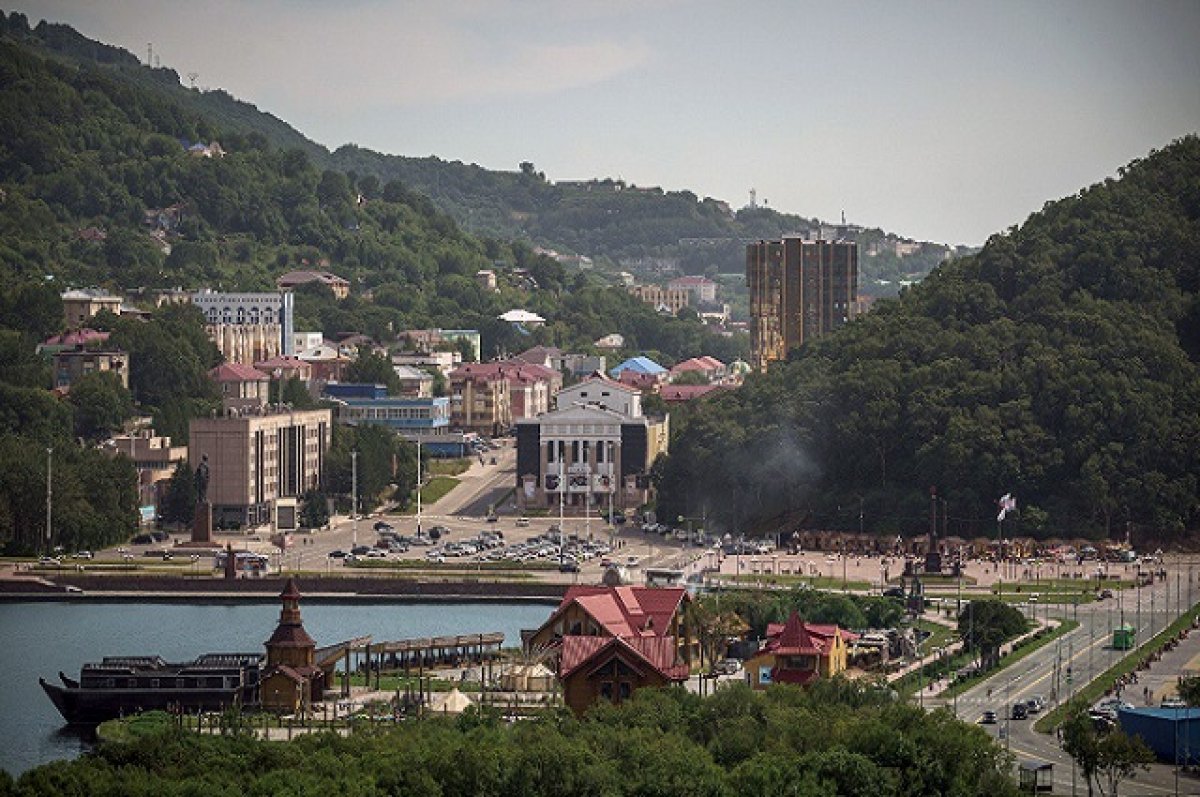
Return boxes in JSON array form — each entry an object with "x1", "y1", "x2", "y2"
[
  {"x1": 351, "y1": 449, "x2": 358, "y2": 549},
  {"x1": 45, "y1": 447, "x2": 52, "y2": 556}
]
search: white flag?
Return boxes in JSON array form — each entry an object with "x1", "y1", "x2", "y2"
[{"x1": 997, "y1": 493, "x2": 1016, "y2": 521}]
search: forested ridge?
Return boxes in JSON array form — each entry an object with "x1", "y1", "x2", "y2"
[
  {"x1": 0, "y1": 11, "x2": 744, "y2": 365},
  {"x1": 655, "y1": 137, "x2": 1200, "y2": 544},
  {"x1": 0, "y1": 11, "x2": 954, "y2": 286}
]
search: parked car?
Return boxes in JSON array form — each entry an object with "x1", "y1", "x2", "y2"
[
  {"x1": 981, "y1": 710, "x2": 997, "y2": 725},
  {"x1": 350, "y1": 545, "x2": 371, "y2": 556},
  {"x1": 558, "y1": 562, "x2": 580, "y2": 573},
  {"x1": 515, "y1": 517, "x2": 530, "y2": 527},
  {"x1": 712, "y1": 658, "x2": 743, "y2": 675},
  {"x1": 373, "y1": 521, "x2": 394, "y2": 533},
  {"x1": 1161, "y1": 697, "x2": 1187, "y2": 709},
  {"x1": 327, "y1": 549, "x2": 347, "y2": 559},
  {"x1": 428, "y1": 528, "x2": 442, "y2": 541}
]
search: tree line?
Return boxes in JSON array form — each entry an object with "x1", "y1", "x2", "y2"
[{"x1": 1, "y1": 680, "x2": 1022, "y2": 796}]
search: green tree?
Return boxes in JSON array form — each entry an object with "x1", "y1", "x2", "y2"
[
  {"x1": 958, "y1": 600, "x2": 1027, "y2": 669},
  {"x1": 299, "y1": 488, "x2": 329, "y2": 529},
  {"x1": 159, "y1": 461, "x2": 196, "y2": 528},
  {"x1": 1061, "y1": 700, "x2": 1155, "y2": 797},
  {"x1": 66, "y1": 371, "x2": 134, "y2": 441},
  {"x1": 343, "y1": 346, "x2": 401, "y2": 394}
]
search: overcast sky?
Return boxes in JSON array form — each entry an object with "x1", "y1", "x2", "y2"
[{"x1": 17, "y1": 1, "x2": 1200, "y2": 244}]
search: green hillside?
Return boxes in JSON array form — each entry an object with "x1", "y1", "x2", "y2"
[
  {"x1": 1, "y1": 11, "x2": 955, "y2": 290},
  {"x1": 655, "y1": 137, "x2": 1200, "y2": 543}
]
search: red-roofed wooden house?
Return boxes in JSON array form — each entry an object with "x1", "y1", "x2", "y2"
[
  {"x1": 745, "y1": 612, "x2": 856, "y2": 688},
  {"x1": 525, "y1": 585, "x2": 697, "y2": 714}
]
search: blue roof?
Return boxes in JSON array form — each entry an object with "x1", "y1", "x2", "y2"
[{"x1": 610, "y1": 356, "x2": 666, "y2": 377}]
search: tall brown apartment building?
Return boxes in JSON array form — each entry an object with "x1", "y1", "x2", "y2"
[
  {"x1": 189, "y1": 408, "x2": 331, "y2": 528},
  {"x1": 746, "y1": 238, "x2": 858, "y2": 370}
]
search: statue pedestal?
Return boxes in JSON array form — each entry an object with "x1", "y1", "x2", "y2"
[{"x1": 192, "y1": 501, "x2": 213, "y2": 544}]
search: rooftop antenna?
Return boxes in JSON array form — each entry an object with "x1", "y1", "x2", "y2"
[
  {"x1": 841, "y1": 210, "x2": 846, "y2": 225},
  {"x1": 749, "y1": 188, "x2": 757, "y2": 209},
  {"x1": 146, "y1": 43, "x2": 152, "y2": 65},
  {"x1": 188, "y1": 72, "x2": 199, "y2": 89}
]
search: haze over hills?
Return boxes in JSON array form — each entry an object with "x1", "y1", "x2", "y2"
[{"x1": 0, "y1": 11, "x2": 958, "y2": 294}]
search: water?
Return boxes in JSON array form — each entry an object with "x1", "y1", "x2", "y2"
[{"x1": 0, "y1": 599, "x2": 553, "y2": 776}]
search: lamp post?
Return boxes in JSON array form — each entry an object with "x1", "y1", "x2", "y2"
[
  {"x1": 45, "y1": 447, "x2": 52, "y2": 556},
  {"x1": 415, "y1": 440, "x2": 422, "y2": 538},
  {"x1": 351, "y1": 450, "x2": 358, "y2": 549}
]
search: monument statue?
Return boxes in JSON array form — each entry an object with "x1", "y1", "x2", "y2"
[{"x1": 195, "y1": 455, "x2": 210, "y2": 505}]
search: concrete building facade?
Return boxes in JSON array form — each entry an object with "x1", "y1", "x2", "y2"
[
  {"x1": 192, "y1": 291, "x2": 295, "y2": 364},
  {"x1": 746, "y1": 238, "x2": 858, "y2": 370},
  {"x1": 52, "y1": 347, "x2": 129, "y2": 390},
  {"x1": 61, "y1": 289, "x2": 123, "y2": 328},
  {"x1": 188, "y1": 407, "x2": 331, "y2": 528}
]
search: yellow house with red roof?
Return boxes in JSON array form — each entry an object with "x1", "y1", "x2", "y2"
[{"x1": 745, "y1": 612, "x2": 856, "y2": 688}]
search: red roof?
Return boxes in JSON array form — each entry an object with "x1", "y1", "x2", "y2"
[
  {"x1": 758, "y1": 614, "x2": 856, "y2": 658},
  {"x1": 209, "y1": 362, "x2": 269, "y2": 382},
  {"x1": 559, "y1": 634, "x2": 688, "y2": 681},
  {"x1": 42, "y1": 329, "x2": 110, "y2": 347},
  {"x1": 660, "y1": 384, "x2": 727, "y2": 402},
  {"x1": 547, "y1": 585, "x2": 688, "y2": 639}
]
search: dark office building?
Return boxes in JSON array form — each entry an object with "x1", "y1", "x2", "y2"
[{"x1": 746, "y1": 238, "x2": 858, "y2": 370}]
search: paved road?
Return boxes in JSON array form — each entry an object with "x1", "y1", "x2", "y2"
[{"x1": 928, "y1": 569, "x2": 1200, "y2": 795}]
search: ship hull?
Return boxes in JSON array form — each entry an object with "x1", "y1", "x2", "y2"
[{"x1": 40, "y1": 677, "x2": 245, "y2": 725}]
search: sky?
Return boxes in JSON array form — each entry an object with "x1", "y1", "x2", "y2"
[{"x1": 16, "y1": 1, "x2": 1200, "y2": 245}]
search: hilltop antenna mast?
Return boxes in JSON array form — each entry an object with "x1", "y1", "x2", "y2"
[
  {"x1": 188, "y1": 72, "x2": 199, "y2": 89},
  {"x1": 147, "y1": 43, "x2": 153, "y2": 65},
  {"x1": 749, "y1": 188, "x2": 757, "y2": 209}
]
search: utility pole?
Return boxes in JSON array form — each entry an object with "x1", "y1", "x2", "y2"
[
  {"x1": 351, "y1": 450, "x2": 358, "y2": 549},
  {"x1": 415, "y1": 440, "x2": 422, "y2": 538},
  {"x1": 45, "y1": 447, "x2": 52, "y2": 556}
]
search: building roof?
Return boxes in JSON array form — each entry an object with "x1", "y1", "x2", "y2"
[
  {"x1": 514, "y1": 345, "x2": 562, "y2": 365},
  {"x1": 758, "y1": 613, "x2": 858, "y2": 660},
  {"x1": 41, "y1": 329, "x2": 110, "y2": 348},
  {"x1": 610, "y1": 356, "x2": 666, "y2": 377},
  {"x1": 209, "y1": 362, "x2": 270, "y2": 382},
  {"x1": 594, "y1": 333, "x2": 624, "y2": 349},
  {"x1": 671, "y1": 356, "x2": 725, "y2": 374},
  {"x1": 451, "y1": 361, "x2": 558, "y2": 384},
  {"x1": 254, "y1": 356, "x2": 313, "y2": 375},
  {"x1": 559, "y1": 634, "x2": 689, "y2": 681},
  {"x1": 393, "y1": 365, "x2": 433, "y2": 380},
  {"x1": 564, "y1": 375, "x2": 641, "y2": 395},
  {"x1": 276, "y1": 270, "x2": 349, "y2": 287},
  {"x1": 498, "y1": 309, "x2": 545, "y2": 324},
  {"x1": 546, "y1": 585, "x2": 688, "y2": 639},
  {"x1": 660, "y1": 384, "x2": 728, "y2": 402}
]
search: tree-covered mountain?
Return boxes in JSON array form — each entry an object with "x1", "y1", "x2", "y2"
[
  {"x1": 0, "y1": 12, "x2": 743, "y2": 365},
  {"x1": 654, "y1": 137, "x2": 1200, "y2": 543},
  {"x1": 0, "y1": 11, "x2": 957, "y2": 291}
]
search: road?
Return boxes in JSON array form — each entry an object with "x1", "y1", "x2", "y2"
[{"x1": 929, "y1": 568, "x2": 1200, "y2": 795}]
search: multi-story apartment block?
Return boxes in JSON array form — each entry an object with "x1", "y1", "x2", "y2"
[
  {"x1": 746, "y1": 238, "x2": 857, "y2": 370},
  {"x1": 192, "y1": 291, "x2": 295, "y2": 364},
  {"x1": 667, "y1": 275, "x2": 718, "y2": 303},
  {"x1": 53, "y1": 347, "x2": 129, "y2": 390},
  {"x1": 188, "y1": 407, "x2": 331, "y2": 528},
  {"x1": 61, "y1": 289, "x2": 123, "y2": 328},
  {"x1": 556, "y1": 376, "x2": 642, "y2": 417},
  {"x1": 628, "y1": 284, "x2": 690, "y2": 314},
  {"x1": 449, "y1": 361, "x2": 562, "y2": 436}
]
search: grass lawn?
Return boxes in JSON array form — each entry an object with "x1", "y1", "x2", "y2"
[
  {"x1": 717, "y1": 573, "x2": 872, "y2": 591},
  {"x1": 395, "y1": 476, "x2": 459, "y2": 514},
  {"x1": 427, "y1": 458, "x2": 471, "y2": 477}
]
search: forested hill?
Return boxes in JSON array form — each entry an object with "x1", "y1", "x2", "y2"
[
  {"x1": 0, "y1": 15, "x2": 747, "y2": 365},
  {"x1": 0, "y1": 11, "x2": 955, "y2": 287},
  {"x1": 655, "y1": 137, "x2": 1200, "y2": 544}
]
